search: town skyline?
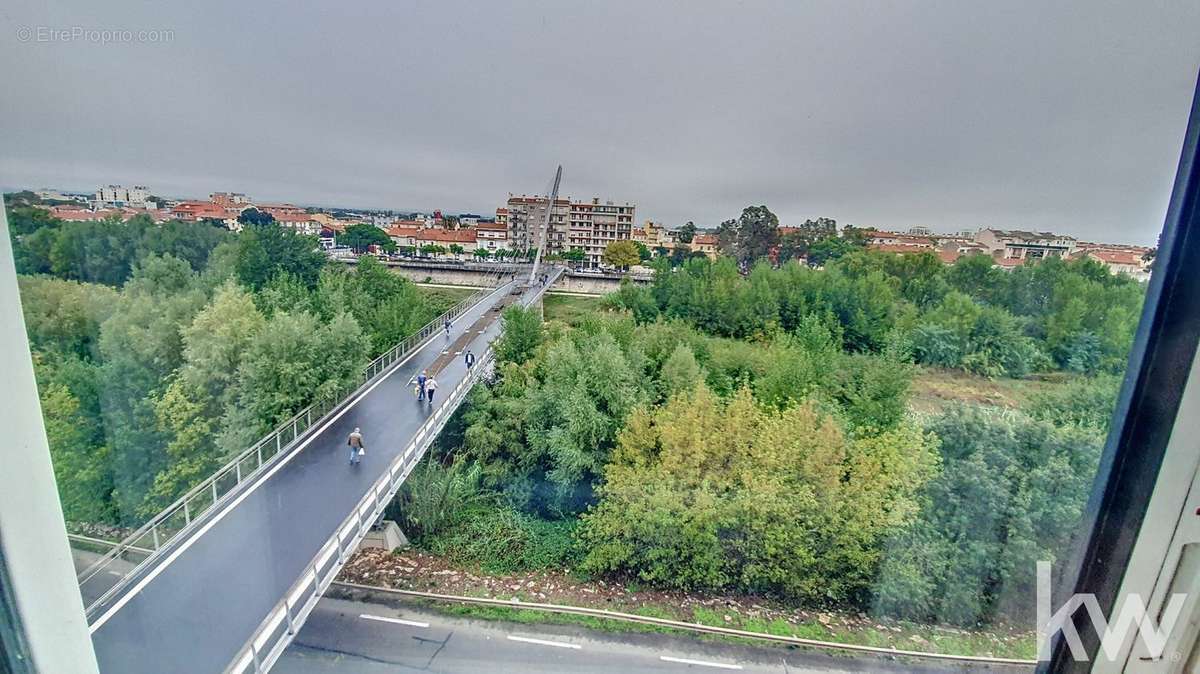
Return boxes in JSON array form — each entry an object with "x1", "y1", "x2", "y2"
[
  {"x1": 6, "y1": 180, "x2": 1164, "y2": 249},
  {"x1": 4, "y1": 2, "x2": 1199, "y2": 249}
]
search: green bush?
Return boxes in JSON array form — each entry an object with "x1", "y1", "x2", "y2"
[
  {"x1": 428, "y1": 506, "x2": 582, "y2": 574},
  {"x1": 911, "y1": 323, "x2": 962, "y2": 368}
]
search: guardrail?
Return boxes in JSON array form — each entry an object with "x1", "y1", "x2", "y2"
[
  {"x1": 225, "y1": 349, "x2": 496, "y2": 674},
  {"x1": 77, "y1": 281, "x2": 506, "y2": 620}
]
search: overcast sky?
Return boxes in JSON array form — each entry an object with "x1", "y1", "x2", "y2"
[{"x1": 2, "y1": 1, "x2": 1198, "y2": 245}]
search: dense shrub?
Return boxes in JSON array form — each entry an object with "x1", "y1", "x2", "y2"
[
  {"x1": 579, "y1": 386, "x2": 938, "y2": 602},
  {"x1": 873, "y1": 405, "x2": 1103, "y2": 625}
]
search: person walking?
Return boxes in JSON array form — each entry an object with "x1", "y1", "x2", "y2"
[
  {"x1": 444, "y1": 317, "x2": 452, "y2": 338},
  {"x1": 416, "y1": 370, "x2": 428, "y2": 401},
  {"x1": 464, "y1": 350, "x2": 476, "y2": 369},
  {"x1": 425, "y1": 376, "x2": 439, "y2": 405},
  {"x1": 347, "y1": 427, "x2": 365, "y2": 465}
]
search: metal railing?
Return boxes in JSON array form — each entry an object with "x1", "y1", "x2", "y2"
[
  {"x1": 77, "y1": 281, "x2": 507, "y2": 620},
  {"x1": 225, "y1": 349, "x2": 496, "y2": 674}
]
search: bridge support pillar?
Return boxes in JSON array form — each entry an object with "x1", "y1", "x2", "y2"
[{"x1": 361, "y1": 520, "x2": 409, "y2": 552}]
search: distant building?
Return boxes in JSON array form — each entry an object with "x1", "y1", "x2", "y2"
[
  {"x1": 866, "y1": 230, "x2": 935, "y2": 249},
  {"x1": 1071, "y1": 242, "x2": 1153, "y2": 280},
  {"x1": 415, "y1": 228, "x2": 477, "y2": 256},
  {"x1": 210, "y1": 192, "x2": 250, "y2": 207},
  {"x1": 501, "y1": 195, "x2": 635, "y2": 269},
  {"x1": 504, "y1": 195, "x2": 571, "y2": 256},
  {"x1": 690, "y1": 233, "x2": 719, "y2": 259},
  {"x1": 568, "y1": 198, "x2": 636, "y2": 268},
  {"x1": 974, "y1": 229, "x2": 1076, "y2": 261},
  {"x1": 907, "y1": 226, "x2": 932, "y2": 236},
  {"x1": 257, "y1": 204, "x2": 307, "y2": 220},
  {"x1": 95, "y1": 184, "x2": 149, "y2": 207},
  {"x1": 171, "y1": 201, "x2": 239, "y2": 225},
  {"x1": 632, "y1": 221, "x2": 675, "y2": 253},
  {"x1": 272, "y1": 211, "x2": 321, "y2": 236},
  {"x1": 475, "y1": 221, "x2": 510, "y2": 253},
  {"x1": 310, "y1": 212, "x2": 353, "y2": 233},
  {"x1": 385, "y1": 225, "x2": 422, "y2": 248}
]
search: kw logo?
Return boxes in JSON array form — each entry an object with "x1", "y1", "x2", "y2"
[{"x1": 1037, "y1": 561, "x2": 1188, "y2": 662}]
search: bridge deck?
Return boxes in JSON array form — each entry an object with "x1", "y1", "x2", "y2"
[{"x1": 87, "y1": 281, "x2": 531, "y2": 674}]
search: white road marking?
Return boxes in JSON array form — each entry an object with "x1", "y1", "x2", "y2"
[
  {"x1": 506, "y1": 635, "x2": 581, "y2": 650},
  {"x1": 359, "y1": 613, "x2": 429, "y2": 628},
  {"x1": 659, "y1": 656, "x2": 743, "y2": 670},
  {"x1": 84, "y1": 291, "x2": 513, "y2": 634}
]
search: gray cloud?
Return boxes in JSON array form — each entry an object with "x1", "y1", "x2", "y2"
[{"x1": 2, "y1": 0, "x2": 1198, "y2": 245}]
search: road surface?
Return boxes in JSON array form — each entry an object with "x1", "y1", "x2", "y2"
[{"x1": 276, "y1": 596, "x2": 1028, "y2": 674}]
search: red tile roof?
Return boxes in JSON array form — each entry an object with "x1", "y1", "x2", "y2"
[
  {"x1": 385, "y1": 225, "x2": 421, "y2": 238},
  {"x1": 417, "y1": 229, "x2": 476, "y2": 244},
  {"x1": 273, "y1": 212, "x2": 315, "y2": 223},
  {"x1": 1083, "y1": 249, "x2": 1143, "y2": 266}
]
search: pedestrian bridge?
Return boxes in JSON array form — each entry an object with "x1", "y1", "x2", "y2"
[{"x1": 78, "y1": 267, "x2": 564, "y2": 674}]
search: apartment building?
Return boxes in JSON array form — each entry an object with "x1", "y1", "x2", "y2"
[
  {"x1": 975, "y1": 228, "x2": 1076, "y2": 260},
  {"x1": 95, "y1": 184, "x2": 149, "y2": 207},
  {"x1": 503, "y1": 195, "x2": 570, "y2": 255},
  {"x1": 475, "y1": 221, "x2": 510, "y2": 252},
  {"x1": 501, "y1": 195, "x2": 636, "y2": 268},
  {"x1": 569, "y1": 198, "x2": 636, "y2": 268},
  {"x1": 210, "y1": 192, "x2": 250, "y2": 207}
]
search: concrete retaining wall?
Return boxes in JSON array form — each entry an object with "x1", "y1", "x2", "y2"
[{"x1": 340, "y1": 258, "x2": 649, "y2": 296}]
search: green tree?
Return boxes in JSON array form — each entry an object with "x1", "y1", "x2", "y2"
[
  {"x1": 676, "y1": 221, "x2": 697, "y2": 244},
  {"x1": 41, "y1": 382, "x2": 116, "y2": 523},
  {"x1": 778, "y1": 217, "x2": 837, "y2": 263},
  {"x1": 634, "y1": 241, "x2": 652, "y2": 262},
  {"x1": 725, "y1": 205, "x2": 781, "y2": 266},
  {"x1": 136, "y1": 218, "x2": 231, "y2": 271},
  {"x1": 340, "y1": 223, "x2": 396, "y2": 254},
  {"x1": 494, "y1": 305, "x2": 542, "y2": 365},
  {"x1": 49, "y1": 215, "x2": 150, "y2": 285},
  {"x1": 97, "y1": 256, "x2": 208, "y2": 520},
  {"x1": 18, "y1": 276, "x2": 119, "y2": 359},
  {"x1": 234, "y1": 222, "x2": 326, "y2": 290},
  {"x1": 659, "y1": 343, "x2": 703, "y2": 399},
  {"x1": 237, "y1": 208, "x2": 275, "y2": 226},
  {"x1": 601, "y1": 240, "x2": 641, "y2": 269},
  {"x1": 142, "y1": 282, "x2": 268, "y2": 512},
  {"x1": 219, "y1": 310, "x2": 369, "y2": 452}
]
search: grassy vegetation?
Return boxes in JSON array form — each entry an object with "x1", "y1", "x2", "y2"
[
  {"x1": 542, "y1": 293, "x2": 605, "y2": 325},
  {"x1": 909, "y1": 366, "x2": 1077, "y2": 414},
  {"x1": 415, "y1": 284, "x2": 475, "y2": 306}
]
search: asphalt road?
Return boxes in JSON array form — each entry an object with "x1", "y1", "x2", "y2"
[
  {"x1": 87, "y1": 282, "x2": 518, "y2": 674},
  {"x1": 276, "y1": 597, "x2": 1030, "y2": 674}
]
